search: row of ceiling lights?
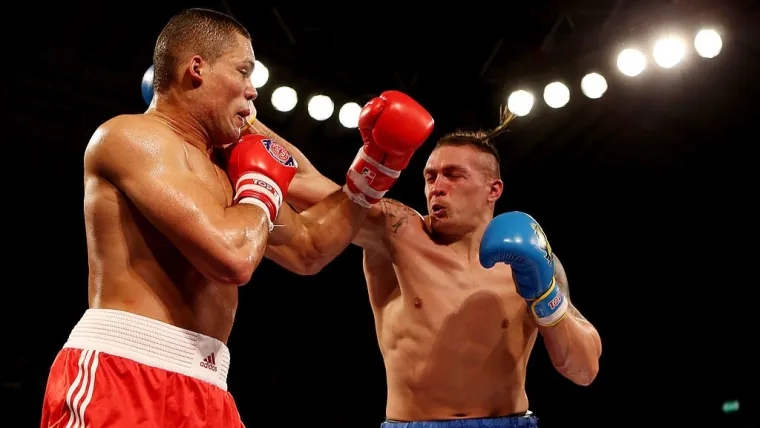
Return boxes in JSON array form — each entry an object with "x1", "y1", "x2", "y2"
[{"x1": 141, "y1": 28, "x2": 723, "y2": 127}]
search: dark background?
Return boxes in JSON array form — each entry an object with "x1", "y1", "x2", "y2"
[{"x1": 4, "y1": 0, "x2": 757, "y2": 426}]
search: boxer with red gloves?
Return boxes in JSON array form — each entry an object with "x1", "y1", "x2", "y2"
[{"x1": 44, "y1": 7, "x2": 434, "y2": 427}]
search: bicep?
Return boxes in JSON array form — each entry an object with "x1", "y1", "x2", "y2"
[{"x1": 94, "y1": 131, "x2": 227, "y2": 247}]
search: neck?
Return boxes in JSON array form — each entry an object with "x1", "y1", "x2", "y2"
[
  {"x1": 148, "y1": 93, "x2": 213, "y2": 154},
  {"x1": 432, "y1": 216, "x2": 492, "y2": 263}
]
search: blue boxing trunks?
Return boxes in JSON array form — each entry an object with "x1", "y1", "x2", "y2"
[{"x1": 380, "y1": 411, "x2": 538, "y2": 428}]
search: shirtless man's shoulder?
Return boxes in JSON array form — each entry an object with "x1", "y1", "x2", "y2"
[
  {"x1": 376, "y1": 198, "x2": 426, "y2": 237},
  {"x1": 85, "y1": 114, "x2": 183, "y2": 175}
]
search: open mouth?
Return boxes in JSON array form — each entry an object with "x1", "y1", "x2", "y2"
[
  {"x1": 431, "y1": 203, "x2": 446, "y2": 217},
  {"x1": 236, "y1": 107, "x2": 252, "y2": 127}
]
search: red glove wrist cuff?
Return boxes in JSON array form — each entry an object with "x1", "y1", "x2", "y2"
[
  {"x1": 233, "y1": 172, "x2": 283, "y2": 231},
  {"x1": 344, "y1": 147, "x2": 401, "y2": 208}
]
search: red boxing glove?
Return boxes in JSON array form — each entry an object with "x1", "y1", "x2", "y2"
[
  {"x1": 225, "y1": 134, "x2": 298, "y2": 231},
  {"x1": 344, "y1": 91, "x2": 434, "y2": 208}
]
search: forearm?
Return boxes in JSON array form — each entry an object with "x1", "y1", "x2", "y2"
[
  {"x1": 539, "y1": 310, "x2": 602, "y2": 386},
  {"x1": 295, "y1": 189, "x2": 368, "y2": 271}
]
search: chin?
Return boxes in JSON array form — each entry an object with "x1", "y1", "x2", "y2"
[{"x1": 430, "y1": 217, "x2": 457, "y2": 234}]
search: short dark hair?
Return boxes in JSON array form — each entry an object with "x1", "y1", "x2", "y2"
[
  {"x1": 432, "y1": 107, "x2": 517, "y2": 179},
  {"x1": 153, "y1": 8, "x2": 251, "y2": 93},
  {"x1": 433, "y1": 130, "x2": 502, "y2": 179}
]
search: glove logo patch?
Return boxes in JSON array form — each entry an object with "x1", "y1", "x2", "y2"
[
  {"x1": 262, "y1": 139, "x2": 296, "y2": 168},
  {"x1": 361, "y1": 167, "x2": 376, "y2": 184},
  {"x1": 530, "y1": 222, "x2": 553, "y2": 265}
]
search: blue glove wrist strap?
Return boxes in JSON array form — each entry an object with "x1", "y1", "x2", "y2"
[{"x1": 529, "y1": 278, "x2": 568, "y2": 327}]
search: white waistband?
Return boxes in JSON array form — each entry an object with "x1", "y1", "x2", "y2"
[{"x1": 64, "y1": 309, "x2": 231, "y2": 391}]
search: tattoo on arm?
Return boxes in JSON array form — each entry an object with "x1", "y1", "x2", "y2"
[
  {"x1": 379, "y1": 199, "x2": 414, "y2": 235},
  {"x1": 553, "y1": 254, "x2": 588, "y2": 322}
]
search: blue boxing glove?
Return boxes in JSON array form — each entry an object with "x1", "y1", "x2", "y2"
[
  {"x1": 141, "y1": 65, "x2": 154, "y2": 106},
  {"x1": 479, "y1": 211, "x2": 568, "y2": 327}
]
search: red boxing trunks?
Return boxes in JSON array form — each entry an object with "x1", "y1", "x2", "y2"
[{"x1": 40, "y1": 309, "x2": 245, "y2": 427}]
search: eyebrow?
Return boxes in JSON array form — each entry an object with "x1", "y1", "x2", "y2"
[
  {"x1": 423, "y1": 164, "x2": 468, "y2": 176},
  {"x1": 243, "y1": 59, "x2": 255, "y2": 70}
]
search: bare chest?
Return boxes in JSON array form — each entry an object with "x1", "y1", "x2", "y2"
[
  {"x1": 376, "y1": 233, "x2": 528, "y2": 336},
  {"x1": 186, "y1": 148, "x2": 234, "y2": 207}
]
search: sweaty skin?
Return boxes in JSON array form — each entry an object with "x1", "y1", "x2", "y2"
[
  {"x1": 266, "y1": 131, "x2": 600, "y2": 421},
  {"x1": 259, "y1": 132, "x2": 540, "y2": 418},
  {"x1": 83, "y1": 114, "x2": 267, "y2": 343},
  {"x1": 357, "y1": 201, "x2": 536, "y2": 420}
]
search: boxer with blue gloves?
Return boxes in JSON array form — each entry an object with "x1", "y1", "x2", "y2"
[
  {"x1": 262, "y1": 120, "x2": 603, "y2": 427},
  {"x1": 480, "y1": 211, "x2": 568, "y2": 327}
]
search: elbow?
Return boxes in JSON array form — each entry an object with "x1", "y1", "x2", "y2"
[
  {"x1": 209, "y1": 250, "x2": 257, "y2": 286},
  {"x1": 227, "y1": 259, "x2": 256, "y2": 285},
  {"x1": 293, "y1": 254, "x2": 327, "y2": 276},
  {"x1": 573, "y1": 360, "x2": 600, "y2": 386},
  {"x1": 291, "y1": 235, "x2": 330, "y2": 276},
  {"x1": 571, "y1": 338, "x2": 603, "y2": 386}
]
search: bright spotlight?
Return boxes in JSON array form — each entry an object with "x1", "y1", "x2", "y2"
[
  {"x1": 695, "y1": 29, "x2": 722, "y2": 59},
  {"x1": 507, "y1": 90, "x2": 534, "y2": 117},
  {"x1": 653, "y1": 37, "x2": 686, "y2": 68},
  {"x1": 307, "y1": 95, "x2": 334, "y2": 121},
  {"x1": 543, "y1": 81, "x2": 570, "y2": 109},
  {"x1": 339, "y1": 102, "x2": 361, "y2": 128},
  {"x1": 251, "y1": 60, "x2": 269, "y2": 88},
  {"x1": 581, "y1": 73, "x2": 608, "y2": 99},
  {"x1": 271, "y1": 86, "x2": 298, "y2": 112},
  {"x1": 617, "y1": 48, "x2": 646, "y2": 77}
]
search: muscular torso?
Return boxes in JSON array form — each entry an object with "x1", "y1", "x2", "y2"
[
  {"x1": 364, "y1": 204, "x2": 538, "y2": 421},
  {"x1": 83, "y1": 116, "x2": 238, "y2": 342}
]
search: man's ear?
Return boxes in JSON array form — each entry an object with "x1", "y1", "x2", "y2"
[
  {"x1": 187, "y1": 55, "x2": 205, "y2": 87},
  {"x1": 487, "y1": 178, "x2": 503, "y2": 203}
]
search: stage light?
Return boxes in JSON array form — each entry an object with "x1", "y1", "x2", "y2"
[
  {"x1": 617, "y1": 48, "x2": 646, "y2": 77},
  {"x1": 722, "y1": 400, "x2": 739, "y2": 414},
  {"x1": 653, "y1": 36, "x2": 686, "y2": 68},
  {"x1": 543, "y1": 81, "x2": 570, "y2": 108},
  {"x1": 695, "y1": 29, "x2": 722, "y2": 58},
  {"x1": 581, "y1": 73, "x2": 608, "y2": 99},
  {"x1": 251, "y1": 60, "x2": 269, "y2": 88},
  {"x1": 339, "y1": 102, "x2": 361, "y2": 128},
  {"x1": 507, "y1": 90, "x2": 534, "y2": 117},
  {"x1": 271, "y1": 86, "x2": 298, "y2": 112},
  {"x1": 307, "y1": 95, "x2": 334, "y2": 121}
]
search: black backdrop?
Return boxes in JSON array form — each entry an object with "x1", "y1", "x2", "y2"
[{"x1": 4, "y1": 1, "x2": 756, "y2": 426}]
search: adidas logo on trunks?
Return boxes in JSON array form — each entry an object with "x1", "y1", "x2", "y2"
[{"x1": 200, "y1": 352, "x2": 218, "y2": 372}]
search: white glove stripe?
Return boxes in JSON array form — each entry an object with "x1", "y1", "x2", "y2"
[
  {"x1": 535, "y1": 298, "x2": 569, "y2": 327},
  {"x1": 356, "y1": 149, "x2": 401, "y2": 179},
  {"x1": 347, "y1": 169, "x2": 388, "y2": 200},
  {"x1": 235, "y1": 183, "x2": 281, "y2": 210},
  {"x1": 236, "y1": 173, "x2": 283, "y2": 204}
]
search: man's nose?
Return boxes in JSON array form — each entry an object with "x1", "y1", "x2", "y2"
[
  {"x1": 430, "y1": 177, "x2": 447, "y2": 196},
  {"x1": 245, "y1": 87, "x2": 258, "y2": 101}
]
